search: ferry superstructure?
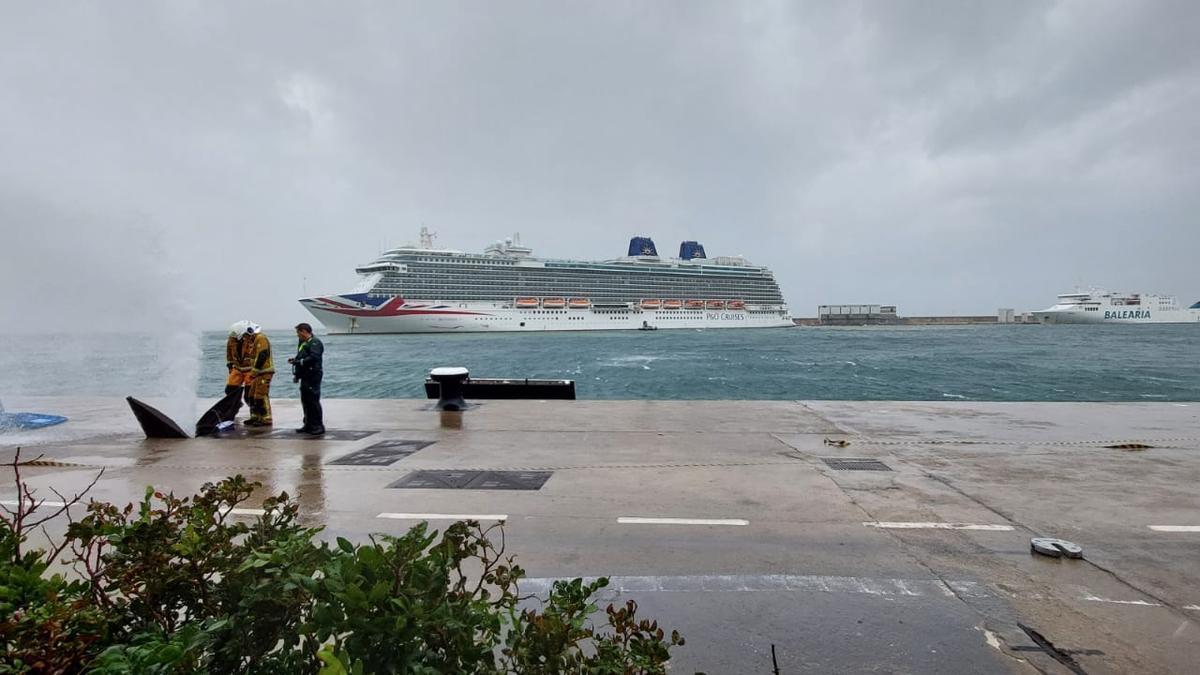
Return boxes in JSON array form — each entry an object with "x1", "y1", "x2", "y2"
[
  {"x1": 1033, "y1": 289, "x2": 1200, "y2": 324},
  {"x1": 300, "y1": 229, "x2": 792, "y2": 333}
]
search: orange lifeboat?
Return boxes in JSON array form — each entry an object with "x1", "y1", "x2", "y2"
[
  {"x1": 542, "y1": 297, "x2": 566, "y2": 309},
  {"x1": 662, "y1": 299, "x2": 683, "y2": 310},
  {"x1": 568, "y1": 298, "x2": 591, "y2": 309},
  {"x1": 685, "y1": 300, "x2": 706, "y2": 310},
  {"x1": 727, "y1": 300, "x2": 746, "y2": 310},
  {"x1": 515, "y1": 297, "x2": 540, "y2": 308},
  {"x1": 706, "y1": 300, "x2": 725, "y2": 310},
  {"x1": 640, "y1": 299, "x2": 662, "y2": 310}
]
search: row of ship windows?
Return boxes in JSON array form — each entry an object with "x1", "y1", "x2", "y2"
[
  {"x1": 393, "y1": 260, "x2": 771, "y2": 277},
  {"x1": 497, "y1": 309, "x2": 782, "y2": 315},
  {"x1": 392, "y1": 270, "x2": 776, "y2": 283},
  {"x1": 373, "y1": 283, "x2": 782, "y2": 296},
  {"x1": 381, "y1": 273, "x2": 777, "y2": 285},
  {"x1": 383, "y1": 269, "x2": 777, "y2": 278},
  {"x1": 462, "y1": 316, "x2": 587, "y2": 321},
  {"x1": 393, "y1": 266, "x2": 775, "y2": 277},
  {"x1": 383, "y1": 296, "x2": 785, "y2": 305},
  {"x1": 375, "y1": 288, "x2": 783, "y2": 298},
  {"x1": 388, "y1": 289, "x2": 781, "y2": 298},
  {"x1": 384, "y1": 286, "x2": 781, "y2": 294}
]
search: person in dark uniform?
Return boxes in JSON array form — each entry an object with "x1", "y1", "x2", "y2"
[{"x1": 288, "y1": 323, "x2": 324, "y2": 435}]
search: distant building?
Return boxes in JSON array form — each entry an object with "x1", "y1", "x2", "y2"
[
  {"x1": 998, "y1": 308, "x2": 1016, "y2": 324},
  {"x1": 818, "y1": 304, "x2": 899, "y2": 325}
]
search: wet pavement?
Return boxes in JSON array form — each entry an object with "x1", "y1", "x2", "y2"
[{"x1": 2, "y1": 396, "x2": 1199, "y2": 674}]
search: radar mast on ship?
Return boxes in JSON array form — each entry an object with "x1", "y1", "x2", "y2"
[{"x1": 418, "y1": 226, "x2": 437, "y2": 249}]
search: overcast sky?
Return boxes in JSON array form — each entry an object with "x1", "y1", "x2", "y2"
[{"x1": 2, "y1": 1, "x2": 1198, "y2": 331}]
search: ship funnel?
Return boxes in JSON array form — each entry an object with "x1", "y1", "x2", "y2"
[
  {"x1": 628, "y1": 236, "x2": 658, "y2": 257},
  {"x1": 679, "y1": 241, "x2": 706, "y2": 260}
]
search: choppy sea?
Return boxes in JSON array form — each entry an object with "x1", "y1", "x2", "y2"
[{"x1": 3, "y1": 325, "x2": 1197, "y2": 402}]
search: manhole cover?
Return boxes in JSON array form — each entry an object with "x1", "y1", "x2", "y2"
[
  {"x1": 821, "y1": 458, "x2": 892, "y2": 471},
  {"x1": 329, "y1": 440, "x2": 435, "y2": 466},
  {"x1": 388, "y1": 470, "x2": 553, "y2": 491}
]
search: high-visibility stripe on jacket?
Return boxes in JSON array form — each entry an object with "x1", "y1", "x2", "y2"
[
  {"x1": 229, "y1": 334, "x2": 255, "y2": 373},
  {"x1": 225, "y1": 336, "x2": 240, "y2": 370},
  {"x1": 250, "y1": 332, "x2": 275, "y2": 375}
]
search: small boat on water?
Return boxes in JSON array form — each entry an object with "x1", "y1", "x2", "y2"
[
  {"x1": 568, "y1": 298, "x2": 591, "y2": 309},
  {"x1": 542, "y1": 297, "x2": 566, "y2": 309},
  {"x1": 662, "y1": 299, "x2": 683, "y2": 310},
  {"x1": 641, "y1": 299, "x2": 662, "y2": 310},
  {"x1": 515, "y1": 297, "x2": 540, "y2": 308},
  {"x1": 639, "y1": 321, "x2": 658, "y2": 331}
]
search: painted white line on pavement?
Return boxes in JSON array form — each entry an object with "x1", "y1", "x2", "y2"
[
  {"x1": 864, "y1": 522, "x2": 1014, "y2": 531},
  {"x1": 519, "y1": 575, "x2": 1188, "y2": 611},
  {"x1": 617, "y1": 517, "x2": 749, "y2": 526},
  {"x1": 1082, "y1": 594, "x2": 1162, "y2": 607},
  {"x1": 376, "y1": 512, "x2": 507, "y2": 521},
  {"x1": 0, "y1": 499, "x2": 67, "y2": 508},
  {"x1": 1148, "y1": 525, "x2": 1200, "y2": 532},
  {"x1": 518, "y1": 574, "x2": 987, "y2": 598}
]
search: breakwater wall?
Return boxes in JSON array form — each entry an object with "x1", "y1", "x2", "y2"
[{"x1": 795, "y1": 315, "x2": 1036, "y2": 326}]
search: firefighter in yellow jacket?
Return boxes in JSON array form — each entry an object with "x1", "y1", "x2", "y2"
[
  {"x1": 224, "y1": 320, "x2": 255, "y2": 418},
  {"x1": 243, "y1": 323, "x2": 275, "y2": 426}
]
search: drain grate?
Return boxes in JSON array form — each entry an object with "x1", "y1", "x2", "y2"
[
  {"x1": 821, "y1": 458, "x2": 892, "y2": 471},
  {"x1": 388, "y1": 470, "x2": 553, "y2": 491},
  {"x1": 329, "y1": 440, "x2": 434, "y2": 466}
]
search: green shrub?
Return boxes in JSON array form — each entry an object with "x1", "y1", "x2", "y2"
[{"x1": 1, "y1": 452, "x2": 683, "y2": 673}]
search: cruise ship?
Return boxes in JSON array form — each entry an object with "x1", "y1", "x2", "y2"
[
  {"x1": 300, "y1": 229, "x2": 793, "y2": 333},
  {"x1": 1033, "y1": 289, "x2": 1200, "y2": 324}
]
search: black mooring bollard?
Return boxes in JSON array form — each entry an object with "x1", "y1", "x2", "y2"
[{"x1": 430, "y1": 367, "x2": 470, "y2": 411}]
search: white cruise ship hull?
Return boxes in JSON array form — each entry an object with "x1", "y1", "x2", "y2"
[{"x1": 301, "y1": 297, "x2": 793, "y2": 334}]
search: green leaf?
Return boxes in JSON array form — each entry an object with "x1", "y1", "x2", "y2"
[{"x1": 316, "y1": 644, "x2": 350, "y2": 675}]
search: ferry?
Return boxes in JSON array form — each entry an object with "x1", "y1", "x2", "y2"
[
  {"x1": 1033, "y1": 290, "x2": 1200, "y2": 324},
  {"x1": 300, "y1": 229, "x2": 792, "y2": 333}
]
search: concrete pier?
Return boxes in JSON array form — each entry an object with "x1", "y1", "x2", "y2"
[{"x1": 2, "y1": 397, "x2": 1198, "y2": 673}]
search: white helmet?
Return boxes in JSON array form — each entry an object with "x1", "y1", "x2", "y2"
[{"x1": 228, "y1": 320, "x2": 250, "y2": 337}]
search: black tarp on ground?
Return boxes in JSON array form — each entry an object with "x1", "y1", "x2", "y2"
[
  {"x1": 195, "y1": 389, "x2": 244, "y2": 436},
  {"x1": 126, "y1": 396, "x2": 189, "y2": 439}
]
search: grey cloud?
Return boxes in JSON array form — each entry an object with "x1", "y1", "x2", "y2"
[{"x1": 2, "y1": 0, "x2": 1197, "y2": 330}]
